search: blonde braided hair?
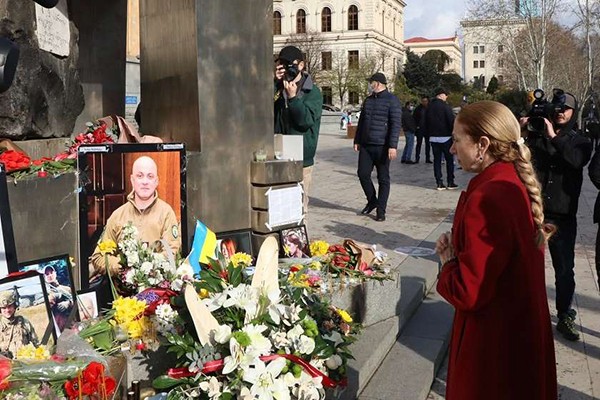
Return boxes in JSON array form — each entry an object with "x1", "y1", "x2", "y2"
[{"x1": 456, "y1": 101, "x2": 553, "y2": 244}]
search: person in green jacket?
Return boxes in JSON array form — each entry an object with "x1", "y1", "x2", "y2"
[{"x1": 274, "y1": 45, "x2": 322, "y2": 212}]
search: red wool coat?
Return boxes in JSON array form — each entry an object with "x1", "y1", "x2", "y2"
[{"x1": 437, "y1": 162, "x2": 557, "y2": 400}]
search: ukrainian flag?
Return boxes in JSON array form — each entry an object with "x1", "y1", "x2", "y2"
[{"x1": 188, "y1": 220, "x2": 217, "y2": 273}]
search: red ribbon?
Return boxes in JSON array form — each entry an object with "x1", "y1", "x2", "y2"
[{"x1": 167, "y1": 354, "x2": 347, "y2": 389}]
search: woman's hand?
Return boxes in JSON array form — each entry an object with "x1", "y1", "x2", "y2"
[{"x1": 435, "y1": 232, "x2": 455, "y2": 265}]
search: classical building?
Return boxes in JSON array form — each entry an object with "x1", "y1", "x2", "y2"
[
  {"x1": 273, "y1": 0, "x2": 406, "y2": 107},
  {"x1": 404, "y1": 36, "x2": 462, "y2": 76}
]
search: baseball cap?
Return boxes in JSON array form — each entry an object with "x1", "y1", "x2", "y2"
[
  {"x1": 277, "y1": 46, "x2": 303, "y2": 63},
  {"x1": 434, "y1": 87, "x2": 449, "y2": 96},
  {"x1": 0, "y1": 291, "x2": 16, "y2": 308},
  {"x1": 367, "y1": 72, "x2": 387, "y2": 85}
]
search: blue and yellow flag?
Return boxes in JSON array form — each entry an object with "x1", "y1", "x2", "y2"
[{"x1": 188, "y1": 220, "x2": 217, "y2": 273}]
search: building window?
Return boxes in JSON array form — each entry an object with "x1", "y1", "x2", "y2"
[
  {"x1": 348, "y1": 5, "x2": 359, "y2": 30},
  {"x1": 480, "y1": 76, "x2": 486, "y2": 86},
  {"x1": 497, "y1": 60, "x2": 504, "y2": 68},
  {"x1": 479, "y1": 45, "x2": 485, "y2": 53},
  {"x1": 498, "y1": 44, "x2": 504, "y2": 53},
  {"x1": 480, "y1": 60, "x2": 485, "y2": 68},
  {"x1": 473, "y1": 46, "x2": 479, "y2": 54},
  {"x1": 498, "y1": 75, "x2": 504, "y2": 84},
  {"x1": 349, "y1": 91, "x2": 359, "y2": 104},
  {"x1": 322, "y1": 7, "x2": 332, "y2": 32},
  {"x1": 273, "y1": 11, "x2": 282, "y2": 35},
  {"x1": 322, "y1": 51, "x2": 332, "y2": 70},
  {"x1": 322, "y1": 86, "x2": 333, "y2": 105},
  {"x1": 348, "y1": 50, "x2": 359, "y2": 69},
  {"x1": 473, "y1": 60, "x2": 479, "y2": 68},
  {"x1": 296, "y1": 9, "x2": 306, "y2": 34}
]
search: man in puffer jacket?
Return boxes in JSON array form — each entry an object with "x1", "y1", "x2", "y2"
[{"x1": 353, "y1": 72, "x2": 402, "y2": 222}]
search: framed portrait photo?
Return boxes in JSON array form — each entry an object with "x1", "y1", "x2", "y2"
[
  {"x1": 77, "y1": 143, "x2": 187, "y2": 288},
  {"x1": 279, "y1": 225, "x2": 311, "y2": 258},
  {"x1": 0, "y1": 272, "x2": 55, "y2": 358},
  {"x1": 0, "y1": 164, "x2": 18, "y2": 278},
  {"x1": 19, "y1": 254, "x2": 77, "y2": 336},
  {"x1": 76, "y1": 290, "x2": 99, "y2": 322},
  {"x1": 216, "y1": 229, "x2": 253, "y2": 264}
]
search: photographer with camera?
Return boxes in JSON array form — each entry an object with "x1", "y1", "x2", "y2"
[
  {"x1": 274, "y1": 46, "x2": 323, "y2": 212},
  {"x1": 520, "y1": 89, "x2": 592, "y2": 341}
]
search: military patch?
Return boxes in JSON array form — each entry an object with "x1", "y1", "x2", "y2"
[{"x1": 172, "y1": 225, "x2": 179, "y2": 239}]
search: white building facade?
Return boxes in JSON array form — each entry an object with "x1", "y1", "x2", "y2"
[
  {"x1": 461, "y1": 18, "x2": 526, "y2": 88},
  {"x1": 273, "y1": 0, "x2": 406, "y2": 107},
  {"x1": 404, "y1": 36, "x2": 462, "y2": 76}
]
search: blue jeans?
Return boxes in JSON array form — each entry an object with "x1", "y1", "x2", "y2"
[
  {"x1": 401, "y1": 131, "x2": 415, "y2": 162},
  {"x1": 431, "y1": 139, "x2": 454, "y2": 185}
]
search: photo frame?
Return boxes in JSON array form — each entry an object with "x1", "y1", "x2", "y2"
[
  {"x1": 77, "y1": 143, "x2": 187, "y2": 289},
  {"x1": 0, "y1": 272, "x2": 55, "y2": 358},
  {"x1": 216, "y1": 229, "x2": 253, "y2": 264},
  {"x1": 279, "y1": 225, "x2": 311, "y2": 258},
  {"x1": 0, "y1": 164, "x2": 18, "y2": 278},
  {"x1": 19, "y1": 254, "x2": 78, "y2": 336},
  {"x1": 76, "y1": 289, "x2": 99, "y2": 322}
]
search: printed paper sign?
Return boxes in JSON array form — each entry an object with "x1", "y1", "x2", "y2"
[
  {"x1": 35, "y1": 0, "x2": 70, "y2": 57},
  {"x1": 267, "y1": 186, "x2": 303, "y2": 228}
]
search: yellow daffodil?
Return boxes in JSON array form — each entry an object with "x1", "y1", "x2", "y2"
[
  {"x1": 229, "y1": 252, "x2": 252, "y2": 267},
  {"x1": 16, "y1": 344, "x2": 51, "y2": 360},
  {"x1": 309, "y1": 240, "x2": 330, "y2": 257},
  {"x1": 336, "y1": 308, "x2": 353, "y2": 323},
  {"x1": 309, "y1": 261, "x2": 322, "y2": 271},
  {"x1": 112, "y1": 297, "x2": 148, "y2": 339},
  {"x1": 98, "y1": 239, "x2": 117, "y2": 255},
  {"x1": 199, "y1": 288, "x2": 210, "y2": 299}
]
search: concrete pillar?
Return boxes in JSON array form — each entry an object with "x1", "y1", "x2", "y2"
[{"x1": 140, "y1": 0, "x2": 274, "y2": 234}]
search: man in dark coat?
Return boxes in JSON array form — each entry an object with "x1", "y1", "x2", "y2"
[
  {"x1": 424, "y1": 88, "x2": 457, "y2": 190},
  {"x1": 522, "y1": 90, "x2": 592, "y2": 341},
  {"x1": 413, "y1": 95, "x2": 431, "y2": 163},
  {"x1": 353, "y1": 72, "x2": 402, "y2": 222},
  {"x1": 274, "y1": 45, "x2": 323, "y2": 212},
  {"x1": 588, "y1": 145, "x2": 600, "y2": 288}
]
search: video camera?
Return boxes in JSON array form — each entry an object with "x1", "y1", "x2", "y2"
[
  {"x1": 283, "y1": 63, "x2": 300, "y2": 82},
  {"x1": 527, "y1": 88, "x2": 568, "y2": 133}
]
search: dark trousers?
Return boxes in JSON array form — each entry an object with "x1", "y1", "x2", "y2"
[
  {"x1": 546, "y1": 215, "x2": 577, "y2": 316},
  {"x1": 415, "y1": 130, "x2": 431, "y2": 162},
  {"x1": 596, "y1": 224, "x2": 600, "y2": 287},
  {"x1": 431, "y1": 139, "x2": 454, "y2": 185},
  {"x1": 357, "y1": 145, "x2": 390, "y2": 215}
]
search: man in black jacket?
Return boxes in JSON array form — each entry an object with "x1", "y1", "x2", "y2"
[
  {"x1": 353, "y1": 72, "x2": 402, "y2": 222},
  {"x1": 522, "y1": 90, "x2": 592, "y2": 341},
  {"x1": 424, "y1": 88, "x2": 456, "y2": 190},
  {"x1": 413, "y1": 96, "x2": 431, "y2": 163}
]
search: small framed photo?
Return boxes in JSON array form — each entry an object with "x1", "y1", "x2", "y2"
[
  {"x1": 76, "y1": 290, "x2": 99, "y2": 322},
  {"x1": 19, "y1": 255, "x2": 77, "y2": 336},
  {"x1": 216, "y1": 229, "x2": 253, "y2": 264},
  {"x1": 0, "y1": 272, "x2": 55, "y2": 358},
  {"x1": 0, "y1": 164, "x2": 18, "y2": 278},
  {"x1": 279, "y1": 225, "x2": 311, "y2": 258}
]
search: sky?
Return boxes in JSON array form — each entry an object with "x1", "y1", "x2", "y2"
[{"x1": 404, "y1": 0, "x2": 468, "y2": 39}]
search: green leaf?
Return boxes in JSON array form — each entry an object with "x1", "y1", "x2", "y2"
[{"x1": 152, "y1": 375, "x2": 184, "y2": 390}]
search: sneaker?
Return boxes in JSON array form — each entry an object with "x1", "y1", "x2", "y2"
[
  {"x1": 426, "y1": 160, "x2": 433, "y2": 164},
  {"x1": 447, "y1": 182, "x2": 458, "y2": 190},
  {"x1": 436, "y1": 183, "x2": 446, "y2": 191},
  {"x1": 556, "y1": 317, "x2": 580, "y2": 341}
]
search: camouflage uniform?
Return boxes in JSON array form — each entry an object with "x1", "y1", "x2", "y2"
[
  {"x1": 46, "y1": 282, "x2": 73, "y2": 331},
  {"x1": 0, "y1": 291, "x2": 39, "y2": 358},
  {"x1": 90, "y1": 191, "x2": 181, "y2": 277}
]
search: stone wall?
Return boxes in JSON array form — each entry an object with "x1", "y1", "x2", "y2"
[{"x1": 0, "y1": 0, "x2": 84, "y2": 139}]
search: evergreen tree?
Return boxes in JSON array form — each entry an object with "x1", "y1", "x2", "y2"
[
  {"x1": 403, "y1": 50, "x2": 440, "y2": 95},
  {"x1": 486, "y1": 76, "x2": 500, "y2": 94}
]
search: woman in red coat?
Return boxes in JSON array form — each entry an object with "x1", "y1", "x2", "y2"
[{"x1": 436, "y1": 101, "x2": 557, "y2": 399}]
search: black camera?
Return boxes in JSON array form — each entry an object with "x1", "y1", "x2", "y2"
[
  {"x1": 284, "y1": 63, "x2": 299, "y2": 82},
  {"x1": 527, "y1": 89, "x2": 568, "y2": 133}
]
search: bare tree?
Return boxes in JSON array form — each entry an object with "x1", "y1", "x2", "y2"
[{"x1": 465, "y1": 0, "x2": 561, "y2": 91}]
